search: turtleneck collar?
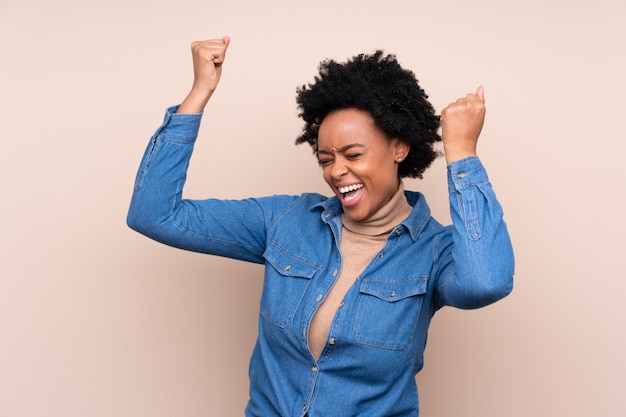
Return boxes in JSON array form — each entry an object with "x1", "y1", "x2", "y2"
[{"x1": 341, "y1": 181, "x2": 413, "y2": 237}]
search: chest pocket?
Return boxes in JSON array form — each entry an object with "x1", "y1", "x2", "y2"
[
  {"x1": 261, "y1": 243, "x2": 321, "y2": 328},
  {"x1": 353, "y1": 276, "x2": 428, "y2": 350}
]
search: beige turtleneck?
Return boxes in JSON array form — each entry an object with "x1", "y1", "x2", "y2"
[{"x1": 308, "y1": 182, "x2": 413, "y2": 360}]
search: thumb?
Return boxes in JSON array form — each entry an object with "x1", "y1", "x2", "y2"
[
  {"x1": 475, "y1": 85, "x2": 485, "y2": 102},
  {"x1": 222, "y1": 35, "x2": 231, "y2": 49}
]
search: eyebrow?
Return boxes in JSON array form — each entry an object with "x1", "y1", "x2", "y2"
[{"x1": 317, "y1": 143, "x2": 365, "y2": 155}]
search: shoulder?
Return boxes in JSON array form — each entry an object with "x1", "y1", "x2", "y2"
[
  {"x1": 249, "y1": 192, "x2": 331, "y2": 221},
  {"x1": 252, "y1": 192, "x2": 329, "y2": 209}
]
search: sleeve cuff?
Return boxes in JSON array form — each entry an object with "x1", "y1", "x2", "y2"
[
  {"x1": 447, "y1": 156, "x2": 489, "y2": 191},
  {"x1": 151, "y1": 105, "x2": 203, "y2": 144}
]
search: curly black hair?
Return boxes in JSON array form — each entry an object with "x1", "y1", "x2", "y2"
[{"x1": 295, "y1": 50, "x2": 441, "y2": 179}]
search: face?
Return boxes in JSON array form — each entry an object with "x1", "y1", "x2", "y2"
[{"x1": 317, "y1": 108, "x2": 409, "y2": 223}]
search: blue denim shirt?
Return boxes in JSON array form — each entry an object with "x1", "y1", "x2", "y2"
[{"x1": 127, "y1": 106, "x2": 514, "y2": 417}]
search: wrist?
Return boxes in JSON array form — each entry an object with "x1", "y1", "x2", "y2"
[
  {"x1": 443, "y1": 144, "x2": 477, "y2": 164},
  {"x1": 176, "y1": 87, "x2": 214, "y2": 114}
]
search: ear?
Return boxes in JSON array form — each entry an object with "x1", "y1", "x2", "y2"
[{"x1": 391, "y1": 138, "x2": 410, "y2": 162}]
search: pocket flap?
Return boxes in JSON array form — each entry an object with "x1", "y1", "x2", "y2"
[
  {"x1": 360, "y1": 277, "x2": 428, "y2": 302},
  {"x1": 263, "y1": 243, "x2": 320, "y2": 279}
]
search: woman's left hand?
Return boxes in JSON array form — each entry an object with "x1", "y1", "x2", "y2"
[{"x1": 440, "y1": 86, "x2": 486, "y2": 163}]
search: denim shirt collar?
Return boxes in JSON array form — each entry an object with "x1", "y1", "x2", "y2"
[{"x1": 312, "y1": 190, "x2": 431, "y2": 243}]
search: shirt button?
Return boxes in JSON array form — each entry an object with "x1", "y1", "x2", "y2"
[
  {"x1": 284, "y1": 265, "x2": 292, "y2": 271},
  {"x1": 338, "y1": 302, "x2": 344, "y2": 308},
  {"x1": 316, "y1": 294, "x2": 323, "y2": 302},
  {"x1": 457, "y1": 172, "x2": 467, "y2": 179},
  {"x1": 329, "y1": 338, "x2": 336, "y2": 345},
  {"x1": 390, "y1": 291, "x2": 397, "y2": 297},
  {"x1": 312, "y1": 366, "x2": 318, "y2": 373},
  {"x1": 378, "y1": 253, "x2": 384, "y2": 258},
  {"x1": 333, "y1": 269, "x2": 338, "y2": 277},
  {"x1": 302, "y1": 404, "x2": 308, "y2": 412},
  {"x1": 395, "y1": 229, "x2": 401, "y2": 236}
]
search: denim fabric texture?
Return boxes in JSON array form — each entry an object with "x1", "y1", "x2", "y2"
[{"x1": 127, "y1": 106, "x2": 515, "y2": 417}]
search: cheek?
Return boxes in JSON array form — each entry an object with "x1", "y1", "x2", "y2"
[
  {"x1": 370, "y1": 162, "x2": 399, "y2": 188},
  {"x1": 321, "y1": 167, "x2": 333, "y2": 185}
]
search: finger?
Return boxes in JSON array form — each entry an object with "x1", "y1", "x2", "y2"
[
  {"x1": 210, "y1": 39, "x2": 229, "y2": 64},
  {"x1": 440, "y1": 104, "x2": 448, "y2": 121},
  {"x1": 222, "y1": 35, "x2": 231, "y2": 49},
  {"x1": 475, "y1": 85, "x2": 485, "y2": 102},
  {"x1": 214, "y1": 36, "x2": 230, "y2": 63}
]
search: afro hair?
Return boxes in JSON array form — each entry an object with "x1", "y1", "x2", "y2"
[{"x1": 295, "y1": 50, "x2": 441, "y2": 179}]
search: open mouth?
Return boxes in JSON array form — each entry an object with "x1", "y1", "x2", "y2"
[{"x1": 338, "y1": 183, "x2": 364, "y2": 202}]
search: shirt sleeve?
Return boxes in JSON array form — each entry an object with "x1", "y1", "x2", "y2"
[
  {"x1": 126, "y1": 106, "x2": 296, "y2": 264},
  {"x1": 435, "y1": 156, "x2": 515, "y2": 309}
]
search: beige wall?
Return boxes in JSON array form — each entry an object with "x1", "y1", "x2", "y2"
[{"x1": 1, "y1": 0, "x2": 625, "y2": 416}]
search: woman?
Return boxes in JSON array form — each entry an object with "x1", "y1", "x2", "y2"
[{"x1": 127, "y1": 36, "x2": 514, "y2": 417}]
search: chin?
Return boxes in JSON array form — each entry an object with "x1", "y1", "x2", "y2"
[{"x1": 343, "y1": 209, "x2": 370, "y2": 223}]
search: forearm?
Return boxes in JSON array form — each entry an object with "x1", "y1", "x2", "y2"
[
  {"x1": 127, "y1": 106, "x2": 201, "y2": 237},
  {"x1": 438, "y1": 156, "x2": 515, "y2": 308},
  {"x1": 442, "y1": 143, "x2": 477, "y2": 164},
  {"x1": 176, "y1": 86, "x2": 213, "y2": 114}
]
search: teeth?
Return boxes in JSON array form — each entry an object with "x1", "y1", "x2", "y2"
[{"x1": 338, "y1": 183, "x2": 364, "y2": 194}]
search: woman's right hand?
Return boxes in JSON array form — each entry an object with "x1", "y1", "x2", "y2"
[{"x1": 176, "y1": 36, "x2": 231, "y2": 114}]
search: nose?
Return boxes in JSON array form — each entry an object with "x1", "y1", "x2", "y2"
[{"x1": 330, "y1": 159, "x2": 348, "y2": 180}]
